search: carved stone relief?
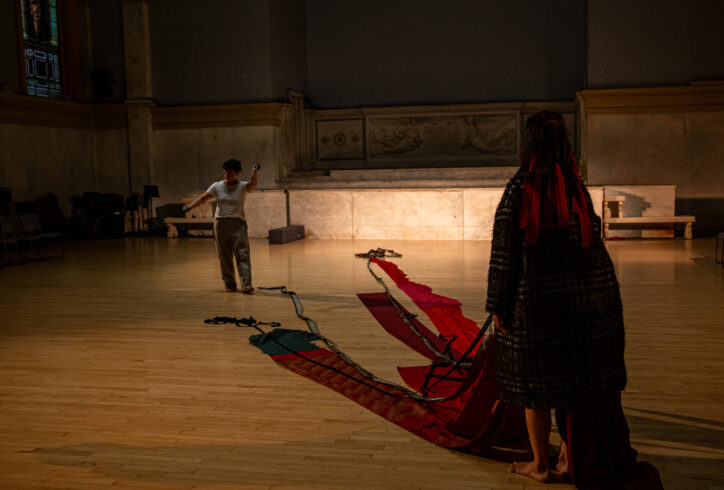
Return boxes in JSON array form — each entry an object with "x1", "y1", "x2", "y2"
[
  {"x1": 368, "y1": 113, "x2": 517, "y2": 160},
  {"x1": 316, "y1": 119, "x2": 365, "y2": 160},
  {"x1": 306, "y1": 103, "x2": 577, "y2": 169}
]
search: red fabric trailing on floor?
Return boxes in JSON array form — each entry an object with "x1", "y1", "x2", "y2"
[
  {"x1": 270, "y1": 348, "x2": 472, "y2": 449},
  {"x1": 556, "y1": 391, "x2": 664, "y2": 489},
  {"x1": 269, "y1": 346, "x2": 526, "y2": 455},
  {"x1": 370, "y1": 258, "x2": 480, "y2": 350},
  {"x1": 357, "y1": 292, "x2": 459, "y2": 361},
  {"x1": 397, "y1": 365, "x2": 464, "y2": 397},
  {"x1": 254, "y1": 261, "x2": 659, "y2": 488}
]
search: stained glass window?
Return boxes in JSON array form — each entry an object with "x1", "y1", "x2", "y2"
[{"x1": 20, "y1": 0, "x2": 62, "y2": 98}]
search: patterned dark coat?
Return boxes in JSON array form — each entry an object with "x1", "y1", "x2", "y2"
[{"x1": 486, "y1": 170, "x2": 627, "y2": 409}]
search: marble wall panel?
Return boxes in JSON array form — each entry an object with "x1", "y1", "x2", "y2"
[
  {"x1": 459, "y1": 187, "x2": 603, "y2": 241},
  {"x1": 352, "y1": 190, "x2": 464, "y2": 240},
  {"x1": 586, "y1": 111, "x2": 724, "y2": 200},
  {"x1": 153, "y1": 126, "x2": 279, "y2": 207},
  {"x1": 681, "y1": 112, "x2": 724, "y2": 198},
  {"x1": 587, "y1": 113, "x2": 688, "y2": 187},
  {"x1": 288, "y1": 190, "x2": 354, "y2": 239},
  {"x1": 283, "y1": 187, "x2": 606, "y2": 241},
  {"x1": 462, "y1": 189, "x2": 504, "y2": 240},
  {"x1": 316, "y1": 119, "x2": 365, "y2": 160},
  {"x1": 583, "y1": 103, "x2": 724, "y2": 234},
  {"x1": 245, "y1": 190, "x2": 287, "y2": 239}
]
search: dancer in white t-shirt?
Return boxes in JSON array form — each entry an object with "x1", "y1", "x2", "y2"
[{"x1": 184, "y1": 158, "x2": 260, "y2": 294}]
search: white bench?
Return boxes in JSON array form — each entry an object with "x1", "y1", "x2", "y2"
[
  {"x1": 603, "y1": 195, "x2": 625, "y2": 218},
  {"x1": 164, "y1": 217, "x2": 214, "y2": 238},
  {"x1": 605, "y1": 216, "x2": 695, "y2": 240}
]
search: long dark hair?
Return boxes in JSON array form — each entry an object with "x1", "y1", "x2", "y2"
[
  {"x1": 518, "y1": 111, "x2": 593, "y2": 247},
  {"x1": 521, "y1": 111, "x2": 575, "y2": 177}
]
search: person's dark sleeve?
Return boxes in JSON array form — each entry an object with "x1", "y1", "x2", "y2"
[{"x1": 485, "y1": 181, "x2": 523, "y2": 328}]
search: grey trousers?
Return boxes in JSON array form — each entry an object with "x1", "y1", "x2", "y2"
[{"x1": 213, "y1": 218, "x2": 251, "y2": 290}]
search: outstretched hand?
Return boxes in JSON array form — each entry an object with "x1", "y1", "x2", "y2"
[{"x1": 253, "y1": 161, "x2": 262, "y2": 171}]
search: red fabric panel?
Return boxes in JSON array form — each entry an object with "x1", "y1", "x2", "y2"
[
  {"x1": 270, "y1": 346, "x2": 527, "y2": 456},
  {"x1": 358, "y1": 292, "x2": 459, "y2": 361},
  {"x1": 397, "y1": 365, "x2": 464, "y2": 397},
  {"x1": 370, "y1": 258, "x2": 481, "y2": 349},
  {"x1": 446, "y1": 339, "x2": 499, "y2": 438},
  {"x1": 273, "y1": 348, "x2": 471, "y2": 449},
  {"x1": 271, "y1": 348, "x2": 329, "y2": 361},
  {"x1": 557, "y1": 392, "x2": 663, "y2": 489}
]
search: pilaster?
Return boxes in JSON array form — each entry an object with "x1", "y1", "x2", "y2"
[{"x1": 122, "y1": 0, "x2": 154, "y2": 195}]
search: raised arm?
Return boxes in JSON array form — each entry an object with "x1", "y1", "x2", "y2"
[
  {"x1": 245, "y1": 162, "x2": 261, "y2": 192},
  {"x1": 183, "y1": 192, "x2": 213, "y2": 212}
]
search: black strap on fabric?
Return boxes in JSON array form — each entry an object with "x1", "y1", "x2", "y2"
[
  {"x1": 422, "y1": 313, "x2": 493, "y2": 392},
  {"x1": 258, "y1": 286, "x2": 320, "y2": 335},
  {"x1": 355, "y1": 248, "x2": 402, "y2": 258},
  {"x1": 365, "y1": 260, "x2": 457, "y2": 364},
  {"x1": 205, "y1": 316, "x2": 281, "y2": 328}
]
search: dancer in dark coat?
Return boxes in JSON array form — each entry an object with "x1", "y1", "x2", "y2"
[{"x1": 486, "y1": 111, "x2": 661, "y2": 488}]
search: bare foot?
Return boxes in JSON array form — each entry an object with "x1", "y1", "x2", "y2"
[
  {"x1": 509, "y1": 461, "x2": 552, "y2": 482},
  {"x1": 242, "y1": 287, "x2": 254, "y2": 295},
  {"x1": 556, "y1": 451, "x2": 569, "y2": 476},
  {"x1": 556, "y1": 440, "x2": 569, "y2": 476}
]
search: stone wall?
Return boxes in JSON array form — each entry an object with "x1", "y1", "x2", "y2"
[
  {"x1": 4, "y1": 84, "x2": 721, "y2": 237},
  {"x1": 0, "y1": 94, "x2": 297, "y2": 216},
  {"x1": 302, "y1": 101, "x2": 578, "y2": 171},
  {"x1": 580, "y1": 83, "x2": 724, "y2": 233},
  {"x1": 286, "y1": 187, "x2": 603, "y2": 241},
  {"x1": 0, "y1": 95, "x2": 128, "y2": 215},
  {"x1": 150, "y1": 102, "x2": 297, "y2": 206}
]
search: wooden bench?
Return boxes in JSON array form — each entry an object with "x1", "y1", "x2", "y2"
[
  {"x1": 605, "y1": 216, "x2": 695, "y2": 240},
  {"x1": 164, "y1": 217, "x2": 214, "y2": 238},
  {"x1": 603, "y1": 195, "x2": 625, "y2": 218}
]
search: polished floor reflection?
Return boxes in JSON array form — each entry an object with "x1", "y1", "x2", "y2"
[{"x1": 1, "y1": 237, "x2": 722, "y2": 489}]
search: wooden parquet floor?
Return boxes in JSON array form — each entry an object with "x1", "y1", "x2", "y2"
[{"x1": 0, "y1": 237, "x2": 722, "y2": 489}]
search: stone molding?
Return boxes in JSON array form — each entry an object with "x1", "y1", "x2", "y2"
[
  {"x1": 0, "y1": 94, "x2": 91, "y2": 129},
  {"x1": 92, "y1": 104, "x2": 129, "y2": 130},
  {"x1": 579, "y1": 83, "x2": 724, "y2": 114},
  {"x1": 0, "y1": 94, "x2": 128, "y2": 130},
  {"x1": 151, "y1": 103, "x2": 294, "y2": 130},
  {"x1": 0, "y1": 95, "x2": 294, "y2": 131}
]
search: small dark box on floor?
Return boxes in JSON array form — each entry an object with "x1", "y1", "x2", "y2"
[{"x1": 269, "y1": 225, "x2": 305, "y2": 244}]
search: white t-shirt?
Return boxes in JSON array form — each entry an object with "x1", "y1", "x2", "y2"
[{"x1": 207, "y1": 180, "x2": 249, "y2": 219}]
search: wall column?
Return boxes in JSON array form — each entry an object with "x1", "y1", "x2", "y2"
[{"x1": 122, "y1": 0, "x2": 154, "y2": 195}]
